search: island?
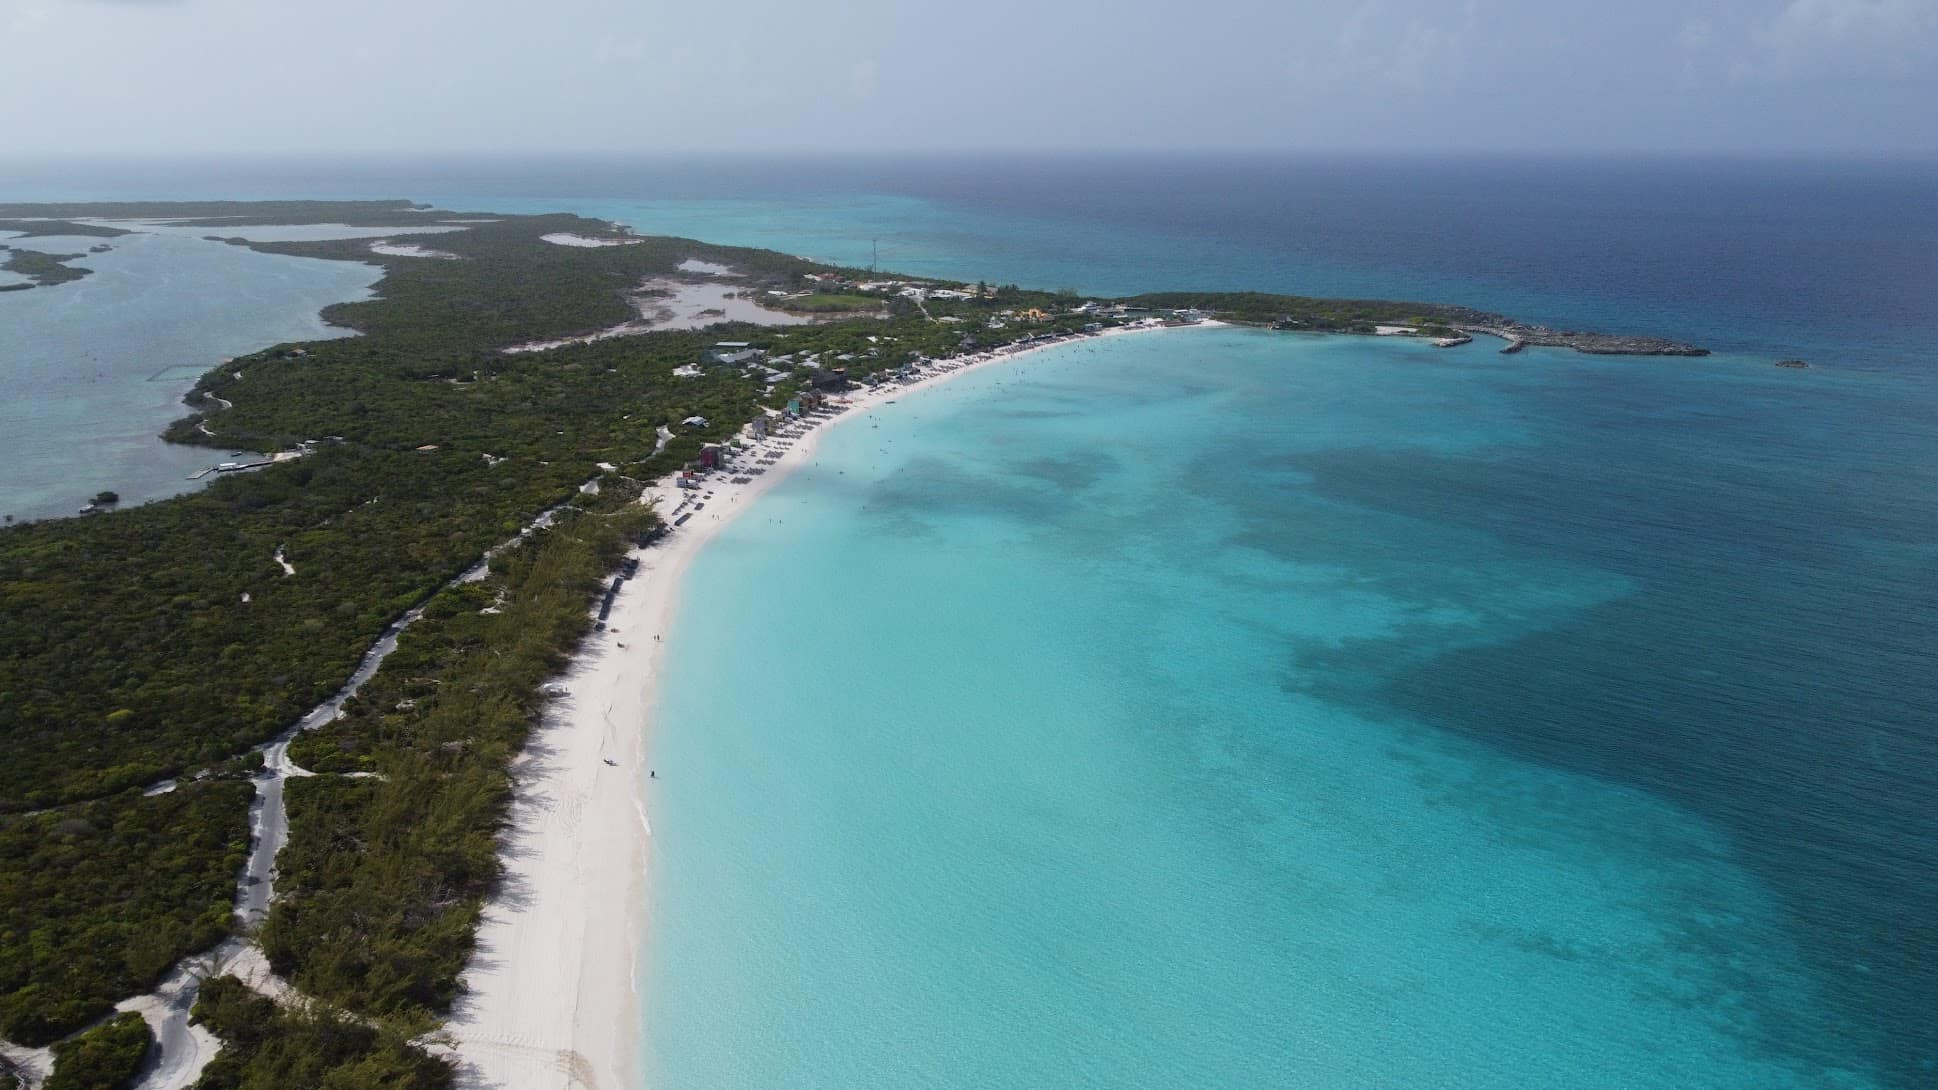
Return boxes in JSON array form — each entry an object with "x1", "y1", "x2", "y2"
[
  {"x1": 0, "y1": 219, "x2": 128, "y2": 289},
  {"x1": 0, "y1": 248, "x2": 93, "y2": 290},
  {"x1": 0, "y1": 199, "x2": 1713, "y2": 1090}
]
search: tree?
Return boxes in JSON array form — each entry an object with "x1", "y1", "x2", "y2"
[{"x1": 45, "y1": 1012, "x2": 151, "y2": 1090}]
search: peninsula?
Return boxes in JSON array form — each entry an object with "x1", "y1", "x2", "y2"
[{"x1": 0, "y1": 200, "x2": 1711, "y2": 1090}]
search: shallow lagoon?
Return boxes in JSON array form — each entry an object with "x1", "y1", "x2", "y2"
[{"x1": 0, "y1": 229, "x2": 378, "y2": 520}]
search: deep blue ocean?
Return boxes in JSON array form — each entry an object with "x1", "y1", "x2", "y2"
[{"x1": 4, "y1": 155, "x2": 1934, "y2": 1088}]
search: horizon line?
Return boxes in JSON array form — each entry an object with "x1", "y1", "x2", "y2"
[{"x1": 3, "y1": 147, "x2": 1936, "y2": 164}]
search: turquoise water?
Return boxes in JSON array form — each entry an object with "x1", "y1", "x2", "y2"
[
  {"x1": 377, "y1": 164, "x2": 1934, "y2": 1088},
  {"x1": 6, "y1": 157, "x2": 1933, "y2": 1085},
  {"x1": 0, "y1": 228, "x2": 377, "y2": 520},
  {"x1": 645, "y1": 328, "x2": 1904, "y2": 1089}
]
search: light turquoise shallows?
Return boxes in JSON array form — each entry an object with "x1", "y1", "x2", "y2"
[{"x1": 643, "y1": 328, "x2": 1877, "y2": 1090}]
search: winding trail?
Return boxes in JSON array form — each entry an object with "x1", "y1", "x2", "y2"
[
  {"x1": 6, "y1": 324, "x2": 1166, "y2": 1090},
  {"x1": 0, "y1": 483, "x2": 609, "y2": 1090},
  {"x1": 105, "y1": 593, "x2": 448, "y2": 1090},
  {"x1": 0, "y1": 1039, "x2": 51, "y2": 1088}
]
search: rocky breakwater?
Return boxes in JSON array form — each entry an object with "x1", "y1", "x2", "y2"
[{"x1": 1461, "y1": 321, "x2": 1709, "y2": 357}]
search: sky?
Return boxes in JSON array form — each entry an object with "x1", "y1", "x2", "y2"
[{"x1": 2, "y1": 0, "x2": 1936, "y2": 156}]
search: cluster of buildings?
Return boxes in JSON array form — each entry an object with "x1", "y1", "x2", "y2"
[
  {"x1": 658, "y1": 298, "x2": 1212, "y2": 492},
  {"x1": 797, "y1": 272, "x2": 994, "y2": 302},
  {"x1": 676, "y1": 389, "x2": 837, "y2": 490},
  {"x1": 706, "y1": 341, "x2": 763, "y2": 367}
]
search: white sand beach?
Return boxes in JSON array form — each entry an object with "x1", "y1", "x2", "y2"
[{"x1": 441, "y1": 321, "x2": 1201, "y2": 1090}]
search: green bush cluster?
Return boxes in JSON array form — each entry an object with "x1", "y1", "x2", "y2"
[
  {"x1": 261, "y1": 500, "x2": 655, "y2": 1016},
  {"x1": 0, "y1": 784, "x2": 251, "y2": 1045},
  {"x1": 262, "y1": 501, "x2": 653, "y2": 1023},
  {"x1": 0, "y1": 199, "x2": 1127, "y2": 1052},
  {"x1": 188, "y1": 976, "x2": 450, "y2": 1090},
  {"x1": 0, "y1": 248, "x2": 92, "y2": 288},
  {"x1": 45, "y1": 1011, "x2": 151, "y2": 1090},
  {"x1": 0, "y1": 205, "x2": 766, "y2": 1042},
  {"x1": 1126, "y1": 290, "x2": 1500, "y2": 330},
  {"x1": 0, "y1": 218, "x2": 130, "y2": 239},
  {"x1": 0, "y1": 448, "x2": 591, "y2": 810}
]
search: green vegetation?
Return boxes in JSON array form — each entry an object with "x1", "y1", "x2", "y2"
[
  {"x1": 189, "y1": 976, "x2": 450, "y2": 1090},
  {"x1": 0, "y1": 201, "x2": 435, "y2": 230},
  {"x1": 779, "y1": 292, "x2": 881, "y2": 312},
  {"x1": 0, "y1": 200, "x2": 1700, "y2": 1078},
  {"x1": 0, "y1": 247, "x2": 91, "y2": 288},
  {"x1": 238, "y1": 215, "x2": 815, "y2": 357},
  {"x1": 0, "y1": 205, "x2": 768, "y2": 1045},
  {"x1": 1127, "y1": 290, "x2": 1705, "y2": 355},
  {"x1": 45, "y1": 1012, "x2": 151, "y2": 1090},
  {"x1": 265, "y1": 490, "x2": 653, "y2": 1024},
  {"x1": 0, "y1": 784, "x2": 252, "y2": 1044},
  {"x1": 0, "y1": 448, "x2": 597, "y2": 811},
  {"x1": 0, "y1": 220, "x2": 129, "y2": 239},
  {"x1": 1125, "y1": 290, "x2": 1493, "y2": 331}
]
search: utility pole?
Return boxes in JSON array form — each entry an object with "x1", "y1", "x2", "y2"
[{"x1": 871, "y1": 239, "x2": 878, "y2": 274}]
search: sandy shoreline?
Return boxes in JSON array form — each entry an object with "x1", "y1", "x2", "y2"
[{"x1": 441, "y1": 321, "x2": 1200, "y2": 1090}]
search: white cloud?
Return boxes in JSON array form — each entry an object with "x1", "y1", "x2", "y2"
[
  {"x1": 849, "y1": 57, "x2": 879, "y2": 100},
  {"x1": 1674, "y1": 18, "x2": 1715, "y2": 86},
  {"x1": 1736, "y1": 0, "x2": 1938, "y2": 80},
  {"x1": 1675, "y1": 18, "x2": 1715, "y2": 51},
  {"x1": 592, "y1": 36, "x2": 648, "y2": 65},
  {"x1": 1288, "y1": 0, "x2": 1478, "y2": 89},
  {"x1": 5, "y1": 1, "x2": 50, "y2": 31}
]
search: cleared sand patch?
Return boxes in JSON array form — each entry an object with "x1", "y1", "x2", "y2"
[
  {"x1": 504, "y1": 278, "x2": 811, "y2": 354},
  {"x1": 542, "y1": 232, "x2": 643, "y2": 248},
  {"x1": 369, "y1": 241, "x2": 459, "y2": 259},
  {"x1": 634, "y1": 279, "x2": 811, "y2": 331}
]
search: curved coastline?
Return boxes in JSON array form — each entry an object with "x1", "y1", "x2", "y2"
[{"x1": 441, "y1": 321, "x2": 1201, "y2": 1090}]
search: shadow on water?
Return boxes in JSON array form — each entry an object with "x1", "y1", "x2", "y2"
[{"x1": 1258, "y1": 431, "x2": 1938, "y2": 1089}]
